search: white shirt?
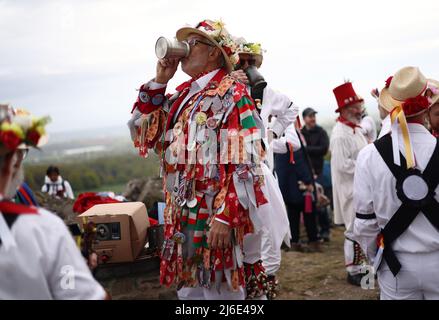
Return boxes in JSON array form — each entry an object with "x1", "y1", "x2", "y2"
[
  {"x1": 353, "y1": 124, "x2": 439, "y2": 263},
  {"x1": 378, "y1": 114, "x2": 391, "y2": 139},
  {"x1": 360, "y1": 115, "x2": 377, "y2": 142},
  {"x1": 257, "y1": 86, "x2": 299, "y2": 170},
  {"x1": 0, "y1": 208, "x2": 106, "y2": 299},
  {"x1": 41, "y1": 176, "x2": 74, "y2": 200},
  {"x1": 271, "y1": 122, "x2": 301, "y2": 154},
  {"x1": 330, "y1": 121, "x2": 368, "y2": 229},
  {"x1": 260, "y1": 86, "x2": 299, "y2": 138}
]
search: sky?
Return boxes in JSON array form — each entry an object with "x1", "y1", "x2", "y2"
[{"x1": 1, "y1": 0, "x2": 439, "y2": 135}]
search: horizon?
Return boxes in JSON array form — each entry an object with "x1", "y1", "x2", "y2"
[{"x1": 1, "y1": 0, "x2": 438, "y2": 134}]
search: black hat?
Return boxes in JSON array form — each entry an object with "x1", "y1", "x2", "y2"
[{"x1": 302, "y1": 107, "x2": 318, "y2": 118}]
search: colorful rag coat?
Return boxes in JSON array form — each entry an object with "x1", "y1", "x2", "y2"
[{"x1": 128, "y1": 68, "x2": 268, "y2": 291}]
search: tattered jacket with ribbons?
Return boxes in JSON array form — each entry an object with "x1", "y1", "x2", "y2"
[{"x1": 128, "y1": 68, "x2": 268, "y2": 290}]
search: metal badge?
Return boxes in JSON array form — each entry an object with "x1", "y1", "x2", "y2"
[
  {"x1": 186, "y1": 197, "x2": 198, "y2": 208},
  {"x1": 172, "y1": 232, "x2": 186, "y2": 244},
  {"x1": 195, "y1": 112, "x2": 208, "y2": 125},
  {"x1": 152, "y1": 93, "x2": 165, "y2": 106},
  {"x1": 206, "y1": 117, "x2": 218, "y2": 129},
  {"x1": 173, "y1": 122, "x2": 183, "y2": 136},
  {"x1": 175, "y1": 196, "x2": 186, "y2": 207},
  {"x1": 139, "y1": 91, "x2": 149, "y2": 103},
  {"x1": 161, "y1": 239, "x2": 175, "y2": 261},
  {"x1": 223, "y1": 92, "x2": 234, "y2": 110}
]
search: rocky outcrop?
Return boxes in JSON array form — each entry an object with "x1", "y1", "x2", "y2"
[{"x1": 123, "y1": 177, "x2": 164, "y2": 209}]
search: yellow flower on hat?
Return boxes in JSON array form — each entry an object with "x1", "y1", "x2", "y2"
[{"x1": 1, "y1": 122, "x2": 25, "y2": 139}]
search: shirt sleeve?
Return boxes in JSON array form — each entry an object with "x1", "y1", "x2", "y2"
[
  {"x1": 64, "y1": 181, "x2": 75, "y2": 200},
  {"x1": 128, "y1": 79, "x2": 169, "y2": 157},
  {"x1": 353, "y1": 147, "x2": 380, "y2": 263},
  {"x1": 45, "y1": 213, "x2": 106, "y2": 300},
  {"x1": 271, "y1": 122, "x2": 301, "y2": 154},
  {"x1": 263, "y1": 86, "x2": 299, "y2": 137}
]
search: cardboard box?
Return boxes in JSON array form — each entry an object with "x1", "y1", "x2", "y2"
[{"x1": 78, "y1": 202, "x2": 149, "y2": 264}]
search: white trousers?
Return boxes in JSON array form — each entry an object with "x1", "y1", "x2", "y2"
[
  {"x1": 177, "y1": 283, "x2": 246, "y2": 300},
  {"x1": 242, "y1": 163, "x2": 290, "y2": 276},
  {"x1": 378, "y1": 251, "x2": 439, "y2": 300}
]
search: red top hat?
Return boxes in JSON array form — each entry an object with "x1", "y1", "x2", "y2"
[{"x1": 333, "y1": 82, "x2": 364, "y2": 112}]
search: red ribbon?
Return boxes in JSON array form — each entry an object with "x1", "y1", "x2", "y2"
[{"x1": 337, "y1": 116, "x2": 361, "y2": 133}]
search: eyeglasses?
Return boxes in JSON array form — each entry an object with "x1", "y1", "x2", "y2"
[
  {"x1": 186, "y1": 38, "x2": 214, "y2": 48},
  {"x1": 16, "y1": 148, "x2": 29, "y2": 162}
]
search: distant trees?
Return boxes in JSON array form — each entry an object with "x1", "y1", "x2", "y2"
[{"x1": 24, "y1": 153, "x2": 160, "y2": 195}]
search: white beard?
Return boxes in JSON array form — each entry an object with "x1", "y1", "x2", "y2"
[{"x1": 5, "y1": 167, "x2": 24, "y2": 199}]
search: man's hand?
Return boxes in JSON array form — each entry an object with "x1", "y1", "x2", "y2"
[
  {"x1": 231, "y1": 70, "x2": 249, "y2": 84},
  {"x1": 156, "y1": 58, "x2": 179, "y2": 84},
  {"x1": 208, "y1": 220, "x2": 232, "y2": 250}
]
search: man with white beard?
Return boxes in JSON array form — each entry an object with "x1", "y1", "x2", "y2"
[
  {"x1": 330, "y1": 82, "x2": 368, "y2": 286},
  {"x1": 0, "y1": 105, "x2": 107, "y2": 300}
]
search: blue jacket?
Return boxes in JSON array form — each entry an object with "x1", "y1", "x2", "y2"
[{"x1": 274, "y1": 147, "x2": 314, "y2": 205}]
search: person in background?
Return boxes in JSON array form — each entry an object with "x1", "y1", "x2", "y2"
[
  {"x1": 330, "y1": 81, "x2": 368, "y2": 286},
  {"x1": 427, "y1": 79, "x2": 439, "y2": 137},
  {"x1": 300, "y1": 107, "x2": 331, "y2": 242},
  {"x1": 0, "y1": 105, "x2": 107, "y2": 299},
  {"x1": 275, "y1": 121, "x2": 321, "y2": 253},
  {"x1": 41, "y1": 165, "x2": 74, "y2": 199}
]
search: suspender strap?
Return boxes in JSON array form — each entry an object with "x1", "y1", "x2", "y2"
[
  {"x1": 422, "y1": 138, "x2": 439, "y2": 190},
  {"x1": 373, "y1": 134, "x2": 406, "y2": 178},
  {"x1": 374, "y1": 135, "x2": 439, "y2": 276},
  {"x1": 381, "y1": 203, "x2": 418, "y2": 276},
  {"x1": 356, "y1": 213, "x2": 377, "y2": 220}
]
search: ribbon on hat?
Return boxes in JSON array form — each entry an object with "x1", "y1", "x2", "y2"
[
  {"x1": 385, "y1": 75, "x2": 429, "y2": 169},
  {"x1": 390, "y1": 105, "x2": 415, "y2": 168}
]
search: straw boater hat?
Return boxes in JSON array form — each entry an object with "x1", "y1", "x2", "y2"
[
  {"x1": 234, "y1": 39, "x2": 264, "y2": 69},
  {"x1": 176, "y1": 19, "x2": 239, "y2": 73},
  {"x1": 378, "y1": 66, "x2": 429, "y2": 116}
]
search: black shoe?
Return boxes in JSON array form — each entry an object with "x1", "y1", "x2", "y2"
[
  {"x1": 320, "y1": 231, "x2": 330, "y2": 242},
  {"x1": 347, "y1": 273, "x2": 363, "y2": 287}
]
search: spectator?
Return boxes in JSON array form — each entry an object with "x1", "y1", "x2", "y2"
[
  {"x1": 41, "y1": 166, "x2": 74, "y2": 199},
  {"x1": 274, "y1": 123, "x2": 321, "y2": 253},
  {"x1": 301, "y1": 107, "x2": 331, "y2": 242},
  {"x1": 300, "y1": 108, "x2": 329, "y2": 176}
]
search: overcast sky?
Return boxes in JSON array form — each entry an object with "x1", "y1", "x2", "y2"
[{"x1": 1, "y1": 0, "x2": 439, "y2": 135}]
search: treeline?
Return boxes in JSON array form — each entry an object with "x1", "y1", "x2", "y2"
[{"x1": 24, "y1": 153, "x2": 160, "y2": 194}]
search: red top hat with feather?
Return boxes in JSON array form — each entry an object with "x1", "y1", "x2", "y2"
[{"x1": 333, "y1": 82, "x2": 364, "y2": 112}]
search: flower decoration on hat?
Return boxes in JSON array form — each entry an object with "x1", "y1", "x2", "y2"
[
  {"x1": 380, "y1": 67, "x2": 430, "y2": 169},
  {"x1": 385, "y1": 76, "x2": 393, "y2": 89},
  {"x1": 239, "y1": 42, "x2": 265, "y2": 56},
  {"x1": 0, "y1": 105, "x2": 50, "y2": 151},
  {"x1": 191, "y1": 19, "x2": 240, "y2": 68}
]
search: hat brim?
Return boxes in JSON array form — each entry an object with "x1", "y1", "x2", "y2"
[
  {"x1": 380, "y1": 86, "x2": 430, "y2": 118},
  {"x1": 303, "y1": 110, "x2": 318, "y2": 118},
  {"x1": 379, "y1": 87, "x2": 399, "y2": 113},
  {"x1": 238, "y1": 52, "x2": 263, "y2": 68},
  {"x1": 428, "y1": 79, "x2": 439, "y2": 107},
  {"x1": 176, "y1": 27, "x2": 233, "y2": 73}
]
